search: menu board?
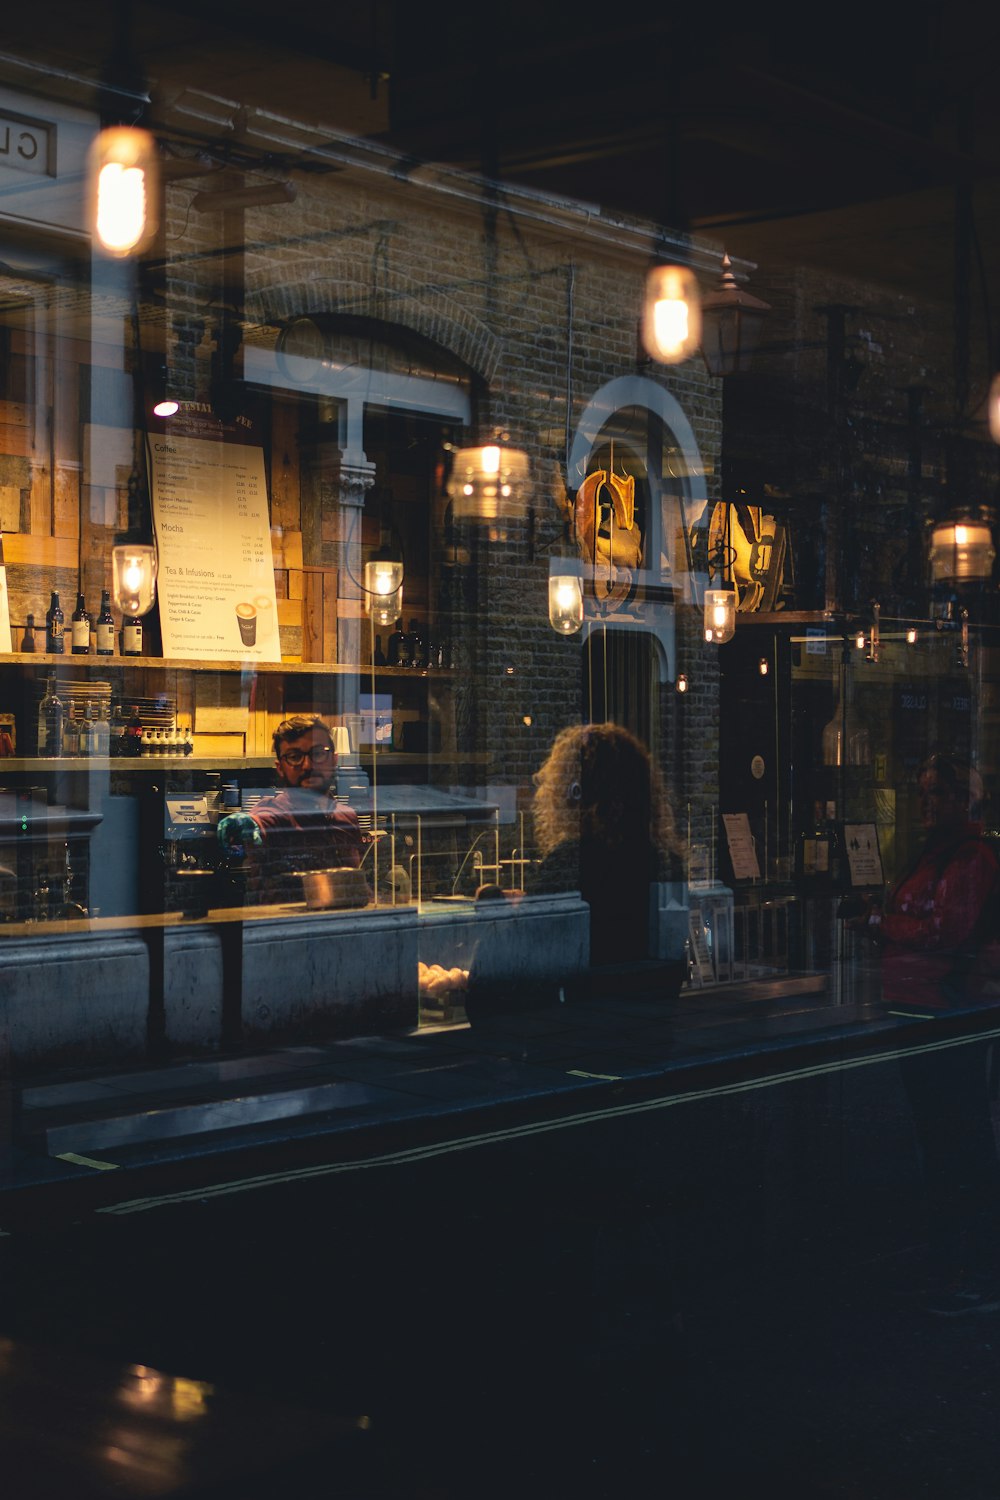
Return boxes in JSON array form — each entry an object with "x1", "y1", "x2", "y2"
[{"x1": 150, "y1": 435, "x2": 280, "y2": 662}]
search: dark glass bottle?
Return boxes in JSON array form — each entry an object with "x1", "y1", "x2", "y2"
[
  {"x1": 96, "y1": 590, "x2": 115, "y2": 655},
  {"x1": 45, "y1": 591, "x2": 64, "y2": 654},
  {"x1": 126, "y1": 705, "x2": 144, "y2": 757},
  {"x1": 121, "y1": 615, "x2": 143, "y2": 657},
  {"x1": 373, "y1": 634, "x2": 386, "y2": 668},
  {"x1": 387, "y1": 618, "x2": 408, "y2": 667},
  {"x1": 71, "y1": 592, "x2": 90, "y2": 654},
  {"x1": 38, "y1": 672, "x2": 62, "y2": 756},
  {"x1": 20, "y1": 613, "x2": 36, "y2": 653},
  {"x1": 406, "y1": 618, "x2": 425, "y2": 668}
]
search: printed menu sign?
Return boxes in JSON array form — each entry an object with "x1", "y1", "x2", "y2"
[
  {"x1": 843, "y1": 823, "x2": 884, "y2": 887},
  {"x1": 150, "y1": 434, "x2": 280, "y2": 661},
  {"x1": 722, "y1": 812, "x2": 761, "y2": 881}
]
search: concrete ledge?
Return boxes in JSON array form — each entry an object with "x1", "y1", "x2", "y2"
[
  {"x1": 241, "y1": 906, "x2": 419, "y2": 1042},
  {"x1": 163, "y1": 927, "x2": 224, "y2": 1051},
  {"x1": 0, "y1": 934, "x2": 150, "y2": 1072}
]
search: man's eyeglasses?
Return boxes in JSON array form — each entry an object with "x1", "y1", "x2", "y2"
[{"x1": 280, "y1": 745, "x2": 335, "y2": 767}]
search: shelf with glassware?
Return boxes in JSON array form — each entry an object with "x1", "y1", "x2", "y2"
[{"x1": 0, "y1": 652, "x2": 472, "y2": 769}]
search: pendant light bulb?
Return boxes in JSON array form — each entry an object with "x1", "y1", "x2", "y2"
[
  {"x1": 641, "y1": 265, "x2": 702, "y2": 365},
  {"x1": 548, "y1": 559, "x2": 584, "y2": 635},
  {"x1": 90, "y1": 126, "x2": 159, "y2": 258}
]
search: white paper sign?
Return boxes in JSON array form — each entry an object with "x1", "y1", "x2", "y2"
[
  {"x1": 843, "y1": 823, "x2": 884, "y2": 887},
  {"x1": 722, "y1": 811, "x2": 761, "y2": 881},
  {"x1": 150, "y1": 435, "x2": 279, "y2": 661}
]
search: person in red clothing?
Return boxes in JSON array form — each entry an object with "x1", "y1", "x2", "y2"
[
  {"x1": 247, "y1": 714, "x2": 364, "y2": 902},
  {"x1": 854, "y1": 754, "x2": 1000, "y2": 1313},
  {"x1": 873, "y1": 756, "x2": 1000, "y2": 1009}
]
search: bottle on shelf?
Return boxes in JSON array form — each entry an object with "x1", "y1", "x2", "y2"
[
  {"x1": 183, "y1": 727, "x2": 193, "y2": 756},
  {"x1": 126, "y1": 705, "x2": 144, "y2": 757},
  {"x1": 121, "y1": 615, "x2": 143, "y2": 657},
  {"x1": 373, "y1": 634, "x2": 386, "y2": 668},
  {"x1": 79, "y1": 700, "x2": 94, "y2": 758},
  {"x1": 389, "y1": 617, "x2": 411, "y2": 668},
  {"x1": 96, "y1": 590, "x2": 115, "y2": 656},
  {"x1": 796, "y1": 799, "x2": 838, "y2": 884},
  {"x1": 93, "y1": 701, "x2": 111, "y2": 757},
  {"x1": 38, "y1": 672, "x2": 63, "y2": 757},
  {"x1": 406, "y1": 618, "x2": 425, "y2": 668},
  {"x1": 71, "y1": 592, "x2": 91, "y2": 655},
  {"x1": 63, "y1": 701, "x2": 79, "y2": 758},
  {"x1": 20, "y1": 614, "x2": 36, "y2": 653},
  {"x1": 108, "y1": 703, "x2": 124, "y2": 757},
  {"x1": 45, "y1": 591, "x2": 64, "y2": 654}
]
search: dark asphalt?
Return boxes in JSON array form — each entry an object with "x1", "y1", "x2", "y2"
[{"x1": 1, "y1": 1041, "x2": 999, "y2": 1498}]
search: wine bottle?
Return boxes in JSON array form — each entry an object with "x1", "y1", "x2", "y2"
[
  {"x1": 121, "y1": 615, "x2": 142, "y2": 657},
  {"x1": 406, "y1": 618, "x2": 425, "y2": 669},
  {"x1": 45, "y1": 591, "x2": 64, "y2": 654},
  {"x1": 126, "y1": 705, "x2": 144, "y2": 757},
  {"x1": 63, "y1": 701, "x2": 79, "y2": 758},
  {"x1": 92, "y1": 701, "x2": 111, "y2": 757},
  {"x1": 71, "y1": 592, "x2": 90, "y2": 654},
  {"x1": 79, "y1": 700, "x2": 94, "y2": 758},
  {"x1": 373, "y1": 634, "x2": 386, "y2": 668},
  {"x1": 38, "y1": 672, "x2": 63, "y2": 756},
  {"x1": 96, "y1": 590, "x2": 115, "y2": 656},
  {"x1": 388, "y1": 618, "x2": 410, "y2": 668},
  {"x1": 20, "y1": 614, "x2": 36, "y2": 653}
]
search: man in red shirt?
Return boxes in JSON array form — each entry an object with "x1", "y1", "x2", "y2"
[{"x1": 248, "y1": 714, "x2": 364, "y2": 901}]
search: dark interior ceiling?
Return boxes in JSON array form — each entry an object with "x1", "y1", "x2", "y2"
[{"x1": 3, "y1": 0, "x2": 999, "y2": 315}]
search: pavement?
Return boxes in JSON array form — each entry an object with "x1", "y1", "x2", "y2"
[{"x1": 3, "y1": 975, "x2": 1000, "y2": 1496}]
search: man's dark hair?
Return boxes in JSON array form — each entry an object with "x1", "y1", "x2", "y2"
[{"x1": 273, "y1": 714, "x2": 332, "y2": 758}]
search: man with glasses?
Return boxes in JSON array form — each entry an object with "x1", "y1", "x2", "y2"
[{"x1": 247, "y1": 714, "x2": 363, "y2": 899}]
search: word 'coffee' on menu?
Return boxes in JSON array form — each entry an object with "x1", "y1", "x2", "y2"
[{"x1": 150, "y1": 436, "x2": 280, "y2": 662}]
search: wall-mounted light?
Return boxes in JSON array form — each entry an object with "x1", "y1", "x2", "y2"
[
  {"x1": 990, "y1": 374, "x2": 1000, "y2": 444},
  {"x1": 854, "y1": 630, "x2": 866, "y2": 650},
  {"x1": 112, "y1": 544, "x2": 158, "y2": 616},
  {"x1": 868, "y1": 602, "x2": 880, "y2": 664},
  {"x1": 548, "y1": 557, "x2": 584, "y2": 635},
  {"x1": 906, "y1": 626, "x2": 918, "y2": 645},
  {"x1": 447, "y1": 441, "x2": 530, "y2": 522},
  {"x1": 676, "y1": 672, "x2": 689, "y2": 694},
  {"x1": 641, "y1": 264, "x2": 701, "y2": 365},
  {"x1": 929, "y1": 516, "x2": 996, "y2": 583},
  {"x1": 363, "y1": 548, "x2": 404, "y2": 628},
  {"x1": 758, "y1": 656, "x2": 769, "y2": 676},
  {"x1": 700, "y1": 254, "x2": 771, "y2": 378},
  {"x1": 89, "y1": 126, "x2": 160, "y2": 258},
  {"x1": 703, "y1": 588, "x2": 736, "y2": 644}
]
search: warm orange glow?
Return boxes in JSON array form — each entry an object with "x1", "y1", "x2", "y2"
[
  {"x1": 89, "y1": 127, "x2": 159, "y2": 257},
  {"x1": 641, "y1": 265, "x2": 702, "y2": 364}
]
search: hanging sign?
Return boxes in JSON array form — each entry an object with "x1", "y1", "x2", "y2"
[{"x1": 149, "y1": 432, "x2": 279, "y2": 662}]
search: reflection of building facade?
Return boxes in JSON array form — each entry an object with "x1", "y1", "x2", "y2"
[{"x1": 0, "y1": 17, "x2": 998, "y2": 1083}]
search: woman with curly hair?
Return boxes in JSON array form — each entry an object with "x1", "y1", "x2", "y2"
[{"x1": 531, "y1": 721, "x2": 684, "y2": 970}]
